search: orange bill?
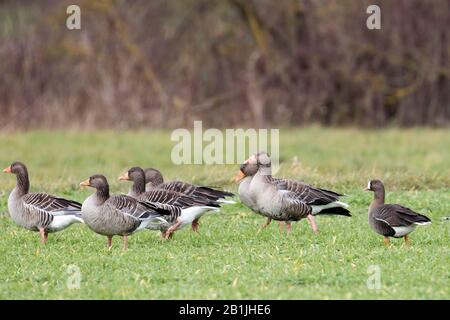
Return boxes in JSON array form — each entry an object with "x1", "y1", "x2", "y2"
[
  {"x1": 80, "y1": 179, "x2": 91, "y2": 187},
  {"x1": 118, "y1": 172, "x2": 129, "y2": 181},
  {"x1": 234, "y1": 170, "x2": 246, "y2": 182},
  {"x1": 2, "y1": 166, "x2": 11, "y2": 173}
]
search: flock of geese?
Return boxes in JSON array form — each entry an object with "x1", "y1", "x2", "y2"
[{"x1": 2, "y1": 152, "x2": 431, "y2": 249}]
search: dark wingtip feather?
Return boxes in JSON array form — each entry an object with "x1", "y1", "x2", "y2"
[
  {"x1": 315, "y1": 207, "x2": 352, "y2": 217},
  {"x1": 413, "y1": 213, "x2": 431, "y2": 224}
]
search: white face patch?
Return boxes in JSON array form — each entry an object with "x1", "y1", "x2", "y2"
[{"x1": 367, "y1": 180, "x2": 371, "y2": 190}]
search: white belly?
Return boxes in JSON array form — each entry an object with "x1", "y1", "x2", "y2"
[
  {"x1": 47, "y1": 215, "x2": 83, "y2": 232},
  {"x1": 178, "y1": 206, "x2": 218, "y2": 228},
  {"x1": 392, "y1": 225, "x2": 416, "y2": 237}
]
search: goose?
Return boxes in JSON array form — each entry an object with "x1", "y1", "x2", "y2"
[
  {"x1": 239, "y1": 152, "x2": 351, "y2": 235},
  {"x1": 144, "y1": 168, "x2": 235, "y2": 204},
  {"x1": 364, "y1": 179, "x2": 431, "y2": 246},
  {"x1": 80, "y1": 174, "x2": 173, "y2": 249},
  {"x1": 2, "y1": 161, "x2": 83, "y2": 243},
  {"x1": 119, "y1": 167, "x2": 220, "y2": 238}
]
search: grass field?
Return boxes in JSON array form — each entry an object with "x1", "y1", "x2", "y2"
[{"x1": 0, "y1": 128, "x2": 448, "y2": 299}]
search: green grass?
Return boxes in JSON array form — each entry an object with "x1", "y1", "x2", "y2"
[{"x1": 0, "y1": 128, "x2": 449, "y2": 299}]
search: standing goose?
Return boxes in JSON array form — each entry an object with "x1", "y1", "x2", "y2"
[
  {"x1": 241, "y1": 152, "x2": 350, "y2": 235},
  {"x1": 3, "y1": 161, "x2": 83, "y2": 243},
  {"x1": 365, "y1": 179, "x2": 431, "y2": 246},
  {"x1": 144, "y1": 168, "x2": 235, "y2": 204},
  {"x1": 80, "y1": 174, "x2": 172, "y2": 249},
  {"x1": 119, "y1": 167, "x2": 220, "y2": 238}
]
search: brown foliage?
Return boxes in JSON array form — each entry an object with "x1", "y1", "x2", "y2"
[{"x1": 0, "y1": 0, "x2": 449, "y2": 129}]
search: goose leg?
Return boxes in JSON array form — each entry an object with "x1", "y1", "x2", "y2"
[
  {"x1": 106, "y1": 235, "x2": 113, "y2": 250},
  {"x1": 306, "y1": 215, "x2": 319, "y2": 234},
  {"x1": 123, "y1": 235, "x2": 128, "y2": 250},
  {"x1": 165, "y1": 220, "x2": 182, "y2": 239},
  {"x1": 403, "y1": 235, "x2": 410, "y2": 246},
  {"x1": 161, "y1": 230, "x2": 174, "y2": 239},
  {"x1": 278, "y1": 221, "x2": 285, "y2": 234},
  {"x1": 285, "y1": 222, "x2": 292, "y2": 236},
  {"x1": 192, "y1": 218, "x2": 200, "y2": 233},
  {"x1": 383, "y1": 237, "x2": 390, "y2": 247},
  {"x1": 39, "y1": 228, "x2": 48, "y2": 244}
]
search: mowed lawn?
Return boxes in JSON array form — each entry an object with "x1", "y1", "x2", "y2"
[{"x1": 0, "y1": 128, "x2": 448, "y2": 299}]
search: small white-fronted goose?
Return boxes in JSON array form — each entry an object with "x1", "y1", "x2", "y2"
[
  {"x1": 144, "y1": 168, "x2": 235, "y2": 204},
  {"x1": 238, "y1": 152, "x2": 350, "y2": 235},
  {"x1": 119, "y1": 167, "x2": 220, "y2": 238},
  {"x1": 80, "y1": 175, "x2": 172, "y2": 249},
  {"x1": 365, "y1": 179, "x2": 431, "y2": 246},
  {"x1": 3, "y1": 161, "x2": 83, "y2": 243}
]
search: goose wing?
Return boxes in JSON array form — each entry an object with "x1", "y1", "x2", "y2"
[
  {"x1": 279, "y1": 190, "x2": 313, "y2": 220},
  {"x1": 138, "y1": 189, "x2": 218, "y2": 209},
  {"x1": 374, "y1": 204, "x2": 431, "y2": 227},
  {"x1": 272, "y1": 178, "x2": 342, "y2": 205},
  {"x1": 159, "y1": 181, "x2": 234, "y2": 200},
  {"x1": 106, "y1": 195, "x2": 168, "y2": 222},
  {"x1": 22, "y1": 193, "x2": 81, "y2": 216}
]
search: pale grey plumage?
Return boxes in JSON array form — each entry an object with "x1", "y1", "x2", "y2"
[
  {"x1": 81, "y1": 175, "x2": 170, "y2": 240},
  {"x1": 4, "y1": 161, "x2": 83, "y2": 237},
  {"x1": 121, "y1": 167, "x2": 220, "y2": 235},
  {"x1": 144, "y1": 168, "x2": 235, "y2": 203}
]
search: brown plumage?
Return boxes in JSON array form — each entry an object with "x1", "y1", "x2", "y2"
[{"x1": 365, "y1": 179, "x2": 431, "y2": 246}]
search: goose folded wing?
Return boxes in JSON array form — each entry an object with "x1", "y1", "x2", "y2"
[
  {"x1": 106, "y1": 195, "x2": 168, "y2": 222},
  {"x1": 22, "y1": 193, "x2": 82, "y2": 216},
  {"x1": 279, "y1": 191, "x2": 312, "y2": 219},
  {"x1": 375, "y1": 204, "x2": 429, "y2": 227},
  {"x1": 140, "y1": 189, "x2": 215, "y2": 208},
  {"x1": 161, "y1": 181, "x2": 234, "y2": 200},
  {"x1": 273, "y1": 178, "x2": 341, "y2": 205}
]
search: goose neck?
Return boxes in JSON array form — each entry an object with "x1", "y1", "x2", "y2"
[{"x1": 15, "y1": 170, "x2": 30, "y2": 196}]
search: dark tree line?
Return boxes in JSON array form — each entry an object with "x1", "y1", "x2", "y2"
[{"x1": 0, "y1": 0, "x2": 449, "y2": 130}]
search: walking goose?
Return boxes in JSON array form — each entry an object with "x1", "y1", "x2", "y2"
[
  {"x1": 3, "y1": 161, "x2": 83, "y2": 243},
  {"x1": 239, "y1": 152, "x2": 350, "y2": 235},
  {"x1": 144, "y1": 168, "x2": 235, "y2": 204},
  {"x1": 119, "y1": 167, "x2": 220, "y2": 238},
  {"x1": 365, "y1": 179, "x2": 431, "y2": 246},
  {"x1": 80, "y1": 174, "x2": 173, "y2": 249}
]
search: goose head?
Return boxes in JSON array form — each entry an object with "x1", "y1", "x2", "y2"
[
  {"x1": 364, "y1": 179, "x2": 384, "y2": 192},
  {"x1": 80, "y1": 174, "x2": 109, "y2": 190},
  {"x1": 234, "y1": 152, "x2": 270, "y2": 182},
  {"x1": 3, "y1": 161, "x2": 28, "y2": 176}
]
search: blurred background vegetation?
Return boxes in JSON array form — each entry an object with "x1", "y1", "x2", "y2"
[{"x1": 0, "y1": 0, "x2": 449, "y2": 130}]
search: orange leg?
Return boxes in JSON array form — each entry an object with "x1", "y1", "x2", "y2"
[
  {"x1": 123, "y1": 235, "x2": 128, "y2": 250},
  {"x1": 404, "y1": 235, "x2": 410, "y2": 246},
  {"x1": 165, "y1": 220, "x2": 182, "y2": 239},
  {"x1": 278, "y1": 221, "x2": 285, "y2": 234},
  {"x1": 106, "y1": 235, "x2": 113, "y2": 250},
  {"x1": 384, "y1": 236, "x2": 390, "y2": 247},
  {"x1": 161, "y1": 230, "x2": 173, "y2": 239},
  {"x1": 285, "y1": 222, "x2": 292, "y2": 236},
  {"x1": 39, "y1": 228, "x2": 48, "y2": 244},
  {"x1": 306, "y1": 215, "x2": 319, "y2": 234},
  {"x1": 192, "y1": 218, "x2": 200, "y2": 233}
]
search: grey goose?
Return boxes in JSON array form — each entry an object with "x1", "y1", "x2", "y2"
[
  {"x1": 3, "y1": 161, "x2": 83, "y2": 243},
  {"x1": 144, "y1": 168, "x2": 235, "y2": 204},
  {"x1": 119, "y1": 167, "x2": 220, "y2": 238},
  {"x1": 365, "y1": 179, "x2": 431, "y2": 246},
  {"x1": 80, "y1": 175, "x2": 173, "y2": 249},
  {"x1": 238, "y1": 152, "x2": 350, "y2": 235}
]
